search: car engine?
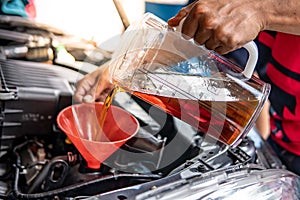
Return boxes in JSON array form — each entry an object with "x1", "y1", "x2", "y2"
[{"x1": 0, "y1": 16, "x2": 299, "y2": 200}]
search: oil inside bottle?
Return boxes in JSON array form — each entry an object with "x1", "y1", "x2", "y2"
[
  {"x1": 132, "y1": 91, "x2": 258, "y2": 145},
  {"x1": 97, "y1": 70, "x2": 260, "y2": 146},
  {"x1": 112, "y1": 70, "x2": 260, "y2": 146}
]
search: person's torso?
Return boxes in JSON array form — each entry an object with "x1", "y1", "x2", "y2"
[{"x1": 257, "y1": 31, "x2": 300, "y2": 155}]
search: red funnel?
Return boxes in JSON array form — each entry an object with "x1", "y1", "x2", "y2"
[{"x1": 57, "y1": 102, "x2": 139, "y2": 169}]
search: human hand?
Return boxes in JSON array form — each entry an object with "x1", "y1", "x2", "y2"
[
  {"x1": 168, "y1": 0, "x2": 265, "y2": 54},
  {"x1": 74, "y1": 65, "x2": 114, "y2": 103}
]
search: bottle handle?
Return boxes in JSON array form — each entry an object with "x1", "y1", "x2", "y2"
[
  {"x1": 241, "y1": 41, "x2": 258, "y2": 79},
  {"x1": 176, "y1": 18, "x2": 258, "y2": 79}
]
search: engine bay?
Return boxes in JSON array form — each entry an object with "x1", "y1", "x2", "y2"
[{"x1": 0, "y1": 16, "x2": 299, "y2": 200}]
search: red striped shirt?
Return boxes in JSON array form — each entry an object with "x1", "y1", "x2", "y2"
[{"x1": 258, "y1": 32, "x2": 300, "y2": 155}]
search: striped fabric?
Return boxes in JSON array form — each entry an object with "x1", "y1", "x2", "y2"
[{"x1": 256, "y1": 31, "x2": 300, "y2": 156}]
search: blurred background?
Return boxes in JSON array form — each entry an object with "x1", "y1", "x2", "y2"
[
  {"x1": 34, "y1": 0, "x2": 190, "y2": 46},
  {"x1": 0, "y1": 1, "x2": 299, "y2": 200}
]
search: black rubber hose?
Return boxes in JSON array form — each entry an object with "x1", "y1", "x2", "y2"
[{"x1": 12, "y1": 141, "x2": 161, "y2": 199}]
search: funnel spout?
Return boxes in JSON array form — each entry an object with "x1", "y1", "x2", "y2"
[{"x1": 57, "y1": 102, "x2": 139, "y2": 169}]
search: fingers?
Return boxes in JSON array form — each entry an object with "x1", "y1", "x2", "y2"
[
  {"x1": 167, "y1": 1, "x2": 197, "y2": 27},
  {"x1": 167, "y1": 10, "x2": 187, "y2": 27},
  {"x1": 169, "y1": 0, "x2": 262, "y2": 55},
  {"x1": 204, "y1": 37, "x2": 221, "y2": 51},
  {"x1": 194, "y1": 26, "x2": 211, "y2": 45},
  {"x1": 94, "y1": 67, "x2": 113, "y2": 101},
  {"x1": 96, "y1": 87, "x2": 114, "y2": 102},
  {"x1": 168, "y1": 1, "x2": 233, "y2": 54},
  {"x1": 168, "y1": 1, "x2": 242, "y2": 54},
  {"x1": 74, "y1": 73, "x2": 97, "y2": 103},
  {"x1": 82, "y1": 94, "x2": 94, "y2": 103},
  {"x1": 74, "y1": 66, "x2": 111, "y2": 103},
  {"x1": 179, "y1": 1, "x2": 215, "y2": 40}
]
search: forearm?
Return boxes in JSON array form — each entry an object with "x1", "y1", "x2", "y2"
[
  {"x1": 255, "y1": 100, "x2": 270, "y2": 140},
  {"x1": 260, "y1": 0, "x2": 300, "y2": 35},
  {"x1": 168, "y1": 0, "x2": 300, "y2": 53}
]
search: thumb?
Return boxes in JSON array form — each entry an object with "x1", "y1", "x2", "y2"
[
  {"x1": 82, "y1": 82, "x2": 98, "y2": 103},
  {"x1": 167, "y1": 2, "x2": 196, "y2": 27},
  {"x1": 94, "y1": 66, "x2": 111, "y2": 95}
]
